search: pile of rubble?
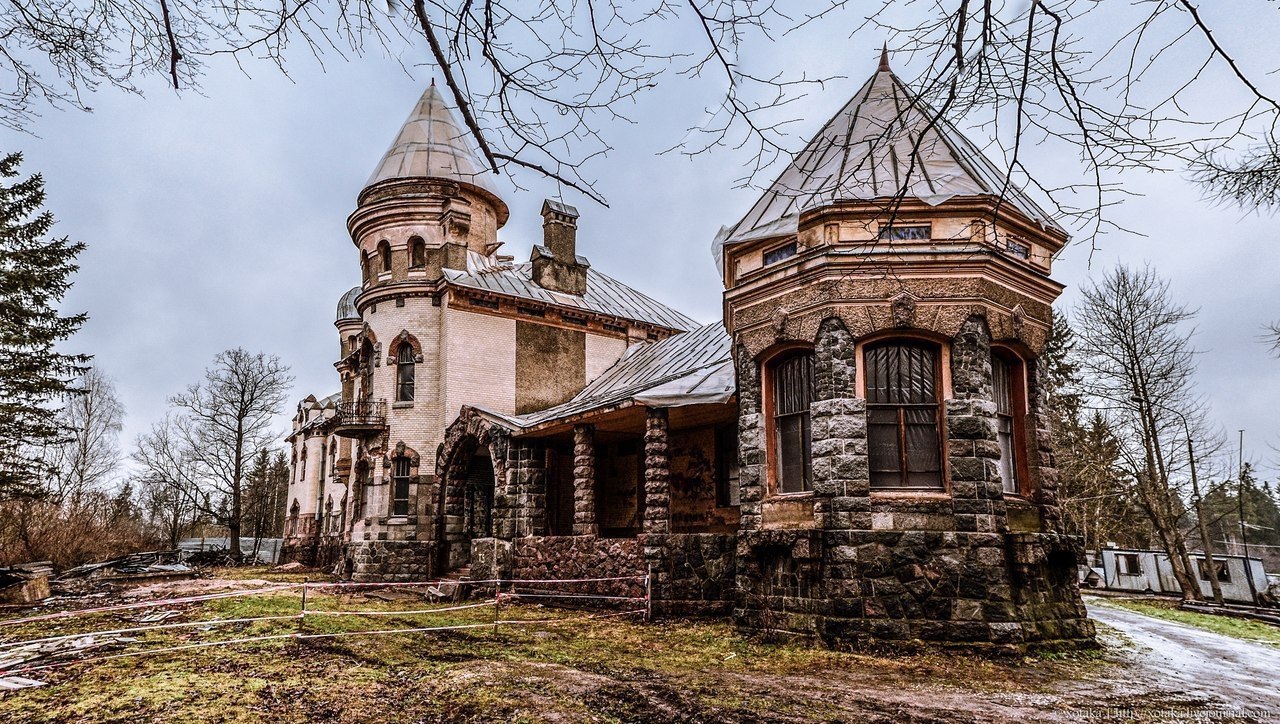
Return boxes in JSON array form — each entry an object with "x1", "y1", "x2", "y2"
[
  {"x1": 0, "y1": 562, "x2": 53, "y2": 605},
  {"x1": 52, "y1": 551, "x2": 195, "y2": 596}
]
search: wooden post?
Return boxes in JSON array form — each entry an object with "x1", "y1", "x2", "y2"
[
  {"x1": 298, "y1": 577, "x2": 308, "y2": 637},
  {"x1": 644, "y1": 571, "x2": 652, "y2": 623}
]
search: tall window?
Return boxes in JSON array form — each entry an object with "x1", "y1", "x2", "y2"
[
  {"x1": 866, "y1": 341, "x2": 943, "y2": 489},
  {"x1": 378, "y1": 240, "x2": 392, "y2": 273},
  {"x1": 360, "y1": 251, "x2": 370, "y2": 284},
  {"x1": 716, "y1": 424, "x2": 741, "y2": 506},
  {"x1": 359, "y1": 340, "x2": 374, "y2": 400},
  {"x1": 392, "y1": 457, "x2": 412, "y2": 516},
  {"x1": 770, "y1": 352, "x2": 814, "y2": 494},
  {"x1": 396, "y1": 344, "x2": 415, "y2": 402},
  {"x1": 410, "y1": 237, "x2": 426, "y2": 268},
  {"x1": 991, "y1": 352, "x2": 1023, "y2": 495}
]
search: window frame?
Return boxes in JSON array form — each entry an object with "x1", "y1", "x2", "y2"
[
  {"x1": 863, "y1": 339, "x2": 946, "y2": 491},
  {"x1": 377, "y1": 240, "x2": 393, "y2": 274},
  {"x1": 395, "y1": 344, "x2": 416, "y2": 403},
  {"x1": 409, "y1": 236, "x2": 426, "y2": 268},
  {"x1": 990, "y1": 348, "x2": 1031, "y2": 497},
  {"x1": 715, "y1": 423, "x2": 741, "y2": 507},
  {"x1": 391, "y1": 456, "x2": 412, "y2": 517},
  {"x1": 1117, "y1": 553, "x2": 1142, "y2": 576},
  {"x1": 763, "y1": 347, "x2": 816, "y2": 496}
]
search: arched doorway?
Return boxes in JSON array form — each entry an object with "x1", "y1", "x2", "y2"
[{"x1": 435, "y1": 408, "x2": 510, "y2": 574}]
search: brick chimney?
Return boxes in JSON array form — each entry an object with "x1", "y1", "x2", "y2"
[{"x1": 531, "y1": 199, "x2": 589, "y2": 295}]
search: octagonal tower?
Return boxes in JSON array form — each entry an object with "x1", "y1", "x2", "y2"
[{"x1": 720, "y1": 51, "x2": 1095, "y2": 649}]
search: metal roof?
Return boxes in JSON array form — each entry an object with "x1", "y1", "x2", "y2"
[
  {"x1": 444, "y1": 256, "x2": 699, "y2": 332},
  {"x1": 365, "y1": 82, "x2": 502, "y2": 200},
  {"x1": 336, "y1": 286, "x2": 361, "y2": 323},
  {"x1": 715, "y1": 55, "x2": 1063, "y2": 252},
  {"x1": 477, "y1": 321, "x2": 733, "y2": 429}
]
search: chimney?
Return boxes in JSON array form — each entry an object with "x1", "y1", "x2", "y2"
[
  {"x1": 541, "y1": 200, "x2": 579, "y2": 262},
  {"x1": 532, "y1": 199, "x2": 589, "y2": 295}
]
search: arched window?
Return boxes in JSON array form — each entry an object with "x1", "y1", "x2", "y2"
[
  {"x1": 866, "y1": 341, "x2": 943, "y2": 489},
  {"x1": 359, "y1": 340, "x2": 375, "y2": 401},
  {"x1": 391, "y1": 456, "x2": 412, "y2": 516},
  {"x1": 410, "y1": 236, "x2": 426, "y2": 268},
  {"x1": 378, "y1": 240, "x2": 392, "y2": 273},
  {"x1": 396, "y1": 344, "x2": 415, "y2": 402},
  {"x1": 768, "y1": 350, "x2": 815, "y2": 494},
  {"x1": 360, "y1": 250, "x2": 371, "y2": 285},
  {"x1": 991, "y1": 351, "x2": 1027, "y2": 495}
]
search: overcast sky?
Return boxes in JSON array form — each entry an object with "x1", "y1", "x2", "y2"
[{"x1": 3, "y1": 6, "x2": 1277, "y2": 480}]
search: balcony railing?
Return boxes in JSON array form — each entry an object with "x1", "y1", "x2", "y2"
[{"x1": 334, "y1": 399, "x2": 387, "y2": 436}]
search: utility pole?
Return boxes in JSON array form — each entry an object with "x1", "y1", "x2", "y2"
[{"x1": 1237, "y1": 430, "x2": 1259, "y2": 606}]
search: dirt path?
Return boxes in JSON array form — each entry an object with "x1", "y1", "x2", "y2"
[{"x1": 1087, "y1": 601, "x2": 1280, "y2": 710}]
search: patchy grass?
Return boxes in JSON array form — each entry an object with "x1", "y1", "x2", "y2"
[
  {"x1": 1093, "y1": 597, "x2": 1280, "y2": 647},
  {"x1": 0, "y1": 585, "x2": 1214, "y2": 723}
]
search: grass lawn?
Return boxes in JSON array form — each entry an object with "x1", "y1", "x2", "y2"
[
  {"x1": 0, "y1": 569, "x2": 1206, "y2": 723},
  {"x1": 1091, "y1": 597, "x2": 1280, "y2": 647}
]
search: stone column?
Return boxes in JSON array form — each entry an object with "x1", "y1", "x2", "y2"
[
  {"x1": 512, "y1": 441, "x2": 548, "y2": 537},
  {"x1": 643, "y1": 407, "x2": 671, "y2": 610},
  {"x1": 734, "y1": 345, "x2": 764, "y2": 532},
  {"x1": 643, "y1": 408, "x2": 671, "y2": 535},
  {"x1": 811, "y1": 317, "x2": 870, "y2": 531},
  {"x1": 572, "y1": 424, "x2": 598, "y2": 536},
  {"x1": 946, "y1": 314, "x2": 1008, "y2": 533}
]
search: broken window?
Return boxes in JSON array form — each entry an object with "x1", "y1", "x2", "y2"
[
  {"x1": 391, "y1": 456, "x2": 412, "y2": 517},
  {"x1": 410, "y1": 236, "x2": 426, "y2": 268},
  {"x1": 770, "y1": 351, "x2": 814, "y2": 494},
  {"x1": 991, "y1": 352, "x2": 1024, "y2": 495},
  {"x1": 763, "y1": 241, "x2": 798, "y2": 266},
  {"x1": 878, "y1": 224, "x2": 931, "y2": 241},
  {"x1": 1197, "y1": 557, "x2": 1231, "y2": 582},
  {"x1": 1117, "y1": 553, "x2": 1141, "y2": 576},
  {"x1": 866, "y1": 341, "x2": 943, "y2": 490},
  {"x1": 396, "y1": 344, "x2": 415, "y2": 402}
]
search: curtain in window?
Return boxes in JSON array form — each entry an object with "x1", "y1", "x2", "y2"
[
  {"x1": 772, "y1": 353, "x2": 814, "y2": 493},
  {"x1": 866, "y1": 342, "x2": 943, "y2": 489}
]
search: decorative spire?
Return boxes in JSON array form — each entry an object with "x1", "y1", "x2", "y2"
[{"x1": 878, "y1": 42, "x2": 891, "y2": 72}]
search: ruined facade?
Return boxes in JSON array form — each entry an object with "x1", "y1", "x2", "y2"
[{"x1": 284, "y1": 54, "x2": 1095, "y2": 650}]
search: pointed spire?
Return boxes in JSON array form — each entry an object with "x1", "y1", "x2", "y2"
[
  {"x1": 364, "y1": 82, "x2": 500, "y2": 201},
  {"x1": 878, "y1": 42, "x2": 891, "y2": 72}
]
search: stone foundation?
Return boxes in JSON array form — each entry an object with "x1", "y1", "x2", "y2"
[
  {"x1": 647, "y1": 533, "x2": 737, "y2": 616},
  {"x1": 734, "y1": 529, "x2": 1095, "y2": 650},
  {"x1": 512, "y1": 535, "x2": 645, "y2": 600},
  {"x1": 343, "y1": 540, "x2": 439, "y2": 582}
]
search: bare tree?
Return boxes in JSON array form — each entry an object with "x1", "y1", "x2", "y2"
[
  {"x1": 1074, "y1": 264, "x2": 1219, "y2": 601},
  {"x1": 165, "y1": 349, "x2": 292, "y2": 558},
  {"x1": 133, "y1": 414, "x2": 205, "y2": 549},
  {"x1": 44, "y1": 366, "x2": 125, "y2": 506},
  {"x1": 1, "y1": 2, "x2": 1277, "y2": 231}
]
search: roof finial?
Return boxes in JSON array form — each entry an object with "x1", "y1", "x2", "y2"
[
  {"x1": 878, "y1": 43, "x2": 891, "y2": 72},
  {"x1": 430, "y1": 77, "x2": 436, "y2": 87}
]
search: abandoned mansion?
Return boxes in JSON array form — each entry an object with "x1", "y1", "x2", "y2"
[{"x1": 282, "y1": 53, "x2": 1096, "y2": 649}]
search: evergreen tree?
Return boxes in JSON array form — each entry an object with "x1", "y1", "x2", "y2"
[{"x1": 0, "y1": 152, "x2": 88, "y2": 498}]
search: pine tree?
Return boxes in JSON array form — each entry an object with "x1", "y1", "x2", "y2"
[{"x1": 0, "y1": 152, "x2": 88, "y2": 498}]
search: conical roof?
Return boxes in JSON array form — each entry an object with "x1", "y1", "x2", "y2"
[
  {"x1": 717, "y1": 54, "x2": 1062, "y2": 249},
  {"x1": 365, "y1": 82, "x2": 502, "y2": 200}
]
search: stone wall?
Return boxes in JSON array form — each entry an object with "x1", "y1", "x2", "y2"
[
  {"x1": 512, "y1": 536, "x2": 646, "y2": 600},
  {"x1": 344, "y1": 540, "x2": 438, "y2": 582},
  {"x1": 648, "y1": 533, "x2": 737, "y2": 616}
]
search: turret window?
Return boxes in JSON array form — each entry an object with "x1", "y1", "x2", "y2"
[
  {"x1": 768, "y1": 351, "x2": 815, "y2": 494},
  {"x1": 410, "y1": 237, "x2": 426, "y2": 268},
  {"x1": 396, "y1": 344, "x2": 415, "y2": 402},
  {"x1": 991, "y1": 351, "x2": 1027, "y2": 495},
  {"x1": 866, "y1": 341, "x2": 943, "y2": 489},
  {"x1": 878, "y1": 224, "x2": 931, "y2": 241},
  {"x1": 378, "y1": 240, "x2": 392, "y2": 273}
]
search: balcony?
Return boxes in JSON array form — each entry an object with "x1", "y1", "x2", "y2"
[{"x1": 334, "y1": 399, "x2": 387, "y2": 438}]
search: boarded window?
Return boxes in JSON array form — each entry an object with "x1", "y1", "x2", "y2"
[
  {"x1": 391, "y1": 457, "x2": 412, "y2": 516},
  {"x1": 992, "y1": 354, "x2": 1018, "y2": 494},
  {"x1": 771, "y1": 353, "x2": 814, "y2": 493},
  {"x1": 396, "y1": 344, "x2": 415, "y2": 402},
  {"x1": 878, "y1": 224, "x2": 931, "y2": 241},
  {"x1": 866, "y1": 342, "x2": 943, "y2": 489},
  {"x1": 763, "y1": 242, "x2": 797, "y2": 266}
]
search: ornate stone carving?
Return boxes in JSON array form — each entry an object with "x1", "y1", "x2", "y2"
[
  {"x1": 771, "y1": 307, "x2": 789, "y2": 339},
  {"x1": 890, "y1": 290, "x2": 918, "y2": 327},
  {"x1": 1011, "y1": 304, "x2": 1027, "y2": 341}
]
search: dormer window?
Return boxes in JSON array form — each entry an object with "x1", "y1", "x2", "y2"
[
  {"x1": 878, "y1": 224, "x2": 931, "y2": 241},
  {"x1": 763, "y1": 242, "x2": 797, "y2": 266}
]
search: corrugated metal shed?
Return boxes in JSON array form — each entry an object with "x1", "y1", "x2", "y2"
[
  {"x1": 714, "y1": 55, "x2": 1063, "y2": 257},
  {"x1": 444, "y1": 260, "x2": 699, "y2": 332},
  {"x1": 476, "y1": 321, "x2": 733, "y2": 430}
]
